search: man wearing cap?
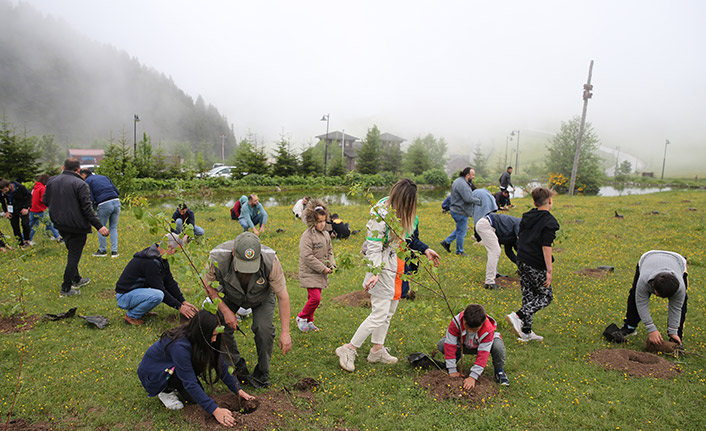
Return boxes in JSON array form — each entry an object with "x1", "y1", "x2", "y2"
[
  {"x1": 115, "y1": 233, "x2": 198, "y2": 325},
  {"x1": 203, "y1": 232, "x2": 291, "y2": 388}
]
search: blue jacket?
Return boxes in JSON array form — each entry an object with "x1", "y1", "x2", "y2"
[
  {"x1": 238, "y1": 195, "x2": 268, "y2": 229},
  {"x1": 137, "y1": 337, "x2": 240, "y2": 415},
  {"x1": 84, "y1": 174, "x2": 119, "y2": 207},
  {"x1": 470, "y1": 189, "x2": 498, "y2": 225}
]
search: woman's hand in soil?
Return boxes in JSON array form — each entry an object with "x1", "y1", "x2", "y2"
[
  {"x1": 669, "y1": 334, "x2": 682, "y2": 345},
  {"x1": 463, "y1": 376, "x2": 476, "y2": 390},
  {"x1": 648, "y1": 330, "x2": 663, "y2": 345},
  {"x1": 238, "y1": 389, "x2": 255, "y2": 401},
  {"x1": 213, "y1": 407, "x2": 236, "y2": 426},
  {"x1": 364, "y1": 275, "x2": 378, "y2": 291}
]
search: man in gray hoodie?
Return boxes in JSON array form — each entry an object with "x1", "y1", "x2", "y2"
[
  {"x1": 440, "y1": 167, "x2": 480, "y2": 257},
  {"x1": 619, "y1": 250, "x2": 688, "y2": 346}
]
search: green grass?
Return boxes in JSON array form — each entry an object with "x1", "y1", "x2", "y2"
[{"x1": 1, "y1": 190, "x2": 705, "y2": 430}]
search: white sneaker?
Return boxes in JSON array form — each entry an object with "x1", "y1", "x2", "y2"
[
  {"x1": 335, "y1": 345, "x2": 357, "y2": 372},
  {"x1": 237, "y1": 307, "x2": 252, "y2": 317},
  {"x1": 505, "y1": 312, "x2": 523, "y2": 338},
  {"x1": 517, "y1": 331, "x2": 544, "y2": 342},
  {"x1": 157, "y1": 391, "x2": 184, "y2": 410},
  {"x1": 307, "y1": 321, "x2": 321, "y2": 331},
  {"x1": 296, "y1": 316, "x2": 309, "y2": 332},
  {"x1": 367, "y1": 347, "x2": 398, "y2": 364}
]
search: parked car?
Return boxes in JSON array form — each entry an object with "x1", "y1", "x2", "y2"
[{"x1": 198, "y1": 165, "x2": 237, "y2": 178}]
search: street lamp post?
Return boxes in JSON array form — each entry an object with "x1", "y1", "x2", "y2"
[
  {"x1": 510, "y1": 130, "x2": 520, "y2": 173},
  {"x1": 504, "y1": 136, "x2": 510, "y2": 168},
  {"x1": 321, "y1": 114, "x2": 330, "y2": 175},
  {"x1": 661, "y1": 139, "x2": 670, "y2": 179},
  {"x1": 133, "y1": 114, "x2": 140, "y2": 154}
]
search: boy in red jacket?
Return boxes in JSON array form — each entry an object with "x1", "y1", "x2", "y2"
[{"x1": 437, "y1": 304, "x2": 509, "y2": 389}]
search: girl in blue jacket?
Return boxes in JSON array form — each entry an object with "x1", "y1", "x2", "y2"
[{"x1": 138, "y1": 310, "x2": 254, "y2": 426}]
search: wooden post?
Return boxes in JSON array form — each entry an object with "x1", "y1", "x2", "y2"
[{"x1": 568, "y1": 60, "x2": 594, "y2": 196}]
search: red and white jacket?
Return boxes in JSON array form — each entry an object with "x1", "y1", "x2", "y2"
[{"x1": 443, "y1": 312, "x2": 500, "y2": 379}]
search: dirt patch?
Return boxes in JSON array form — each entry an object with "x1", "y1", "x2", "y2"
[
  {"x1": 183, "y1": 385, "x2": 315, "y2": 430},
  {"x1": 495, "y1": 275, "x2": 520, "y2": 289},
  {"x1": 576, "y1": 268, "x2": 613, "y2": 278},
  {"x1": 332, "y1": 290, "x2": 371, "y2": 308},
  {"x1": 0, "y1": 313, "x2": 40, "y2": 334},
  {"x1": 97, "y1": 288, "x2": 116, "y2": 299},
  {"x1": 166, "y1": 313, "x2": 190, "y2": 324},
  {"x1": 416, "y1": 370, "x2": 499, "y2": 403},
  {"x1": 589, "y1": 349, "x2": 679, "y2": 378},
  {"x1": 644, "y1": 340, "x2": 681, "y2": 354},
  {"x1": 606, "y1": 234, "x2": 623, "y2": 239},
  {"x1": 566, "y1": 219, "x2": 585, "y2": 224},
  {"x1": 2, "y1": 418, "x2": 54, "y2": 430}
]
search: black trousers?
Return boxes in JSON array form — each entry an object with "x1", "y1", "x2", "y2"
[
  {"x1": 59, "y1": 231, "x2": 87, "y2": 292},
  {"x1": 624, "y1": 264, "x2": 688, "y2": 339},
  {"x1": 10, "y1": 212, "x2": 30, "y2": 244},
  {"x1": 165, "y1": 372, "x2": 199, "y2": 404}
]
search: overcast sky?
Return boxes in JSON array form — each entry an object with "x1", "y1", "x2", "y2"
[{"x1": 14, "y1": 0, "x2": 706, "y2": 174}]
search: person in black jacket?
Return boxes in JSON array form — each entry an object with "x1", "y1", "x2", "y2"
[
  {"x1": 476, "y1": 213, "x2": 521, "y2": 264},
  {"x1": 43, "y1": 159, "x2": 109, "y2": 297},
  {"x1": 0, "y1": 179, "x2": 32, "y2": 246},
  {"x1": 172, "y1": 203, "x2": 205, "y2": 237},
  {"x1": 115, "y1": 233, "x2": 198, "y2": 325}
]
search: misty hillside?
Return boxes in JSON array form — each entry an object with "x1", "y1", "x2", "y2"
[{"x1": 0, "y1": 0, "x2": 235, "y2": 155}]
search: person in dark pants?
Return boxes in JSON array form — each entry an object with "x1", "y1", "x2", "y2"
[
  {"x1": 0, "y1": 179, "x2": 32, "y2": 246},
  {"x1": 619, "y1": 250, "x2": 688, "y2": 346},
  {"x1": 43, "y1": 159, "x2": 109, "y2": 296}
]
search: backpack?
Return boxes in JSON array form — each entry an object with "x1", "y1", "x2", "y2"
[
  {"x1": 230, "y1": 200, "x2": 242, "y2": 220},
  {"x1": 441, "y1": 195, "x2": 451, "y2": 213}
]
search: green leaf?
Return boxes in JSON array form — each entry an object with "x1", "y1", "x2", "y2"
[
  {"x1": 215, "y1": 325, "x2": 225, "y2": 333},
  {"x1": 228, "y1": 366, "x2": 235, "y2": 375},
  {"x1": 133, "y1": 206, "x2": 144, "y2": 220}
]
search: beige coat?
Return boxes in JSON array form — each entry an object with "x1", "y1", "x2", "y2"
[{"x1": 298, "y1": 227, "x2": 335, "y2": 288}]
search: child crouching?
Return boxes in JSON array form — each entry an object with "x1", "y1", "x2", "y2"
[
  {"x1": 438, "y1": 304, "x2": 509, "y2": 389},
  {"x1": 296, "y1": 199, "x2": 335, "y2": 332}
]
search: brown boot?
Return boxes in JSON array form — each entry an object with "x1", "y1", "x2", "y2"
[{"x1": 124, "y1": 314, "x2": 145, "y2": 325}]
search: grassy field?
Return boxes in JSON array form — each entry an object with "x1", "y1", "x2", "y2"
[{"x1": 1, "y1": 190, "x2": 705, "y2": 430}]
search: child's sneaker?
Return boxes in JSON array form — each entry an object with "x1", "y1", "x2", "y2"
[
  {"x1": 367, "y1": 347, "x2": 398, "y2": 364},
  {"x1": 517, "y1": 331, "x2": 544, "y2": 342},
  {"x1": 335, "y1": 345, "x2": 357, "y2": 372},
  {"x1": 307, "y1": 321, "x2": 321, "y2": 331},
  {"x1": 505, "y1": 312, "x2": 523, "y2": 338},
  {"x1": 495, "y1": 370, "x2": 510, "y2": 386},
  {"x1": 296, "y1": 316, "x2": 309, "y2": 332},
  {"x1": 157, "y1": 391, "x2": 184, "y2": 410}
]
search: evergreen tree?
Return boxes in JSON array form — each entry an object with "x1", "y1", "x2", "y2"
[
  {"x1": 403, "y1": 139, "x2": 431, "y2": 175},
  {"x1": 380, "y1": 142, "x2": 403, "y2": 174},
  {"x1": 229, "y1": 137, "x2": 268, "y2": 175},
  {"x1": 471, "y1": 145, "x2": 488, "y2": 178},
  {"x1": 299, "y1": 144, "x2": 322, "y2": 176},
  {"x1": 356, "y1": 125, "x2": 381, "y2": 174},
  {"x1": 546, "y1": 116, "x2": 604, "y2": 194},
  {"x1": 271, "y1": 138, "x2": 299, "y2": 177},
  {"x1": 133, "y1": 133, "x2": 154, "y2": 178},
  {"x1": 328, "y1": 151, "x2": 346, "y2": 176},
  {"x1": 97, "y1": 130, "x2": 137, "y2": 193},
  {"x1": 30, "y1": 134, "x2": 63, "y2": 174},
  {"x1": 0, "y1": 118, "x2": 40, "y2": 182}
]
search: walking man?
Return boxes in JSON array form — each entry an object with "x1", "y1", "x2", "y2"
[
  {"x1": 440, "y1": 167, "x2": 480, "y2": 256},
  {"x1": 44, "y1": 159, "x2": 109, "y2": 296}
]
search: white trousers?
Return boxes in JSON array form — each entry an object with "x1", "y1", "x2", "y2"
[
  {"x1": 475, "y1": 217, "x2": 501, "y2": 284},
  {"x1": 350, "y1": 295, "x2": 399, "y2": 347}
]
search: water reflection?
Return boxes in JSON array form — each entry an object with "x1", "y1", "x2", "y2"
[{"x1": 150, "y1": 185, "x2": 676, "y2": 209}]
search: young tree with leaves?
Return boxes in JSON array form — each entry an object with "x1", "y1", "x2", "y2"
[
  {"x1": 271, "y1": 138, "x2": 299, "y2": 177},
  {"x1": 0, "y1": 118, "x2": 41, "y2": 182},
  {"x1": 546, "y1": 116, "x2": 604, "y2": 194},
  {"x1": 97, "y1": 131, "x2": 137, "y2": 194}
]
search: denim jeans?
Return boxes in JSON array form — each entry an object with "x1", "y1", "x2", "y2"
[
  {"x1": 116, "y1": 288, "x2": 165, "y2": 319},
  {"x1": 29, "y1": 210, "x2": 60, "y2": 241},
  {"x1": 96, "y1": 199, "x2": 121, "y2": 253},
  {"x1": 239, "y1": 213, "x2": 263, "y2": 232},
  {"x1": 174, "y1": 218, "x2": 204, "y2": 236},
  {"x1": 444, "y1": 211, "x2": 469, "y2": 254}
]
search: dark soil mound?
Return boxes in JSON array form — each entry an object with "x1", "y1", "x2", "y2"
[
  {"x1": 589, "y1": 349, "x2": 679, "y2": 379},
  {"x1": 576, "y1": 268, "x2": 612, "y2": 278},
  {"x1": 183, "y1": 386, "x2": 314, "y2": 430},
  {"x1": 0, "y1": 313, "x2": 40, "y2": 334},
  {"x1": 495, "y1": 275, "x2": 519, "y2": 289},
  {"x1": 332, "y1": 290, "x2": 371, "y2": 308},
  {"x1": 416, "y1": 369, "x2": 499, "y2": 403},
  {"x1": 293, "y1": 377, "x2": 320, "y2": 391},
  {"x1": 2, "y1": 418, "x2": 54, "y2": 430},
  {"x1": 644, "y1": 340, "x2": 681, "y2": 354}
]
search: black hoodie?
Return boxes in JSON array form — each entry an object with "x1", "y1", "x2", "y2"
[
  {"x1": 516, "y1": 208, "x2": 560, "y2": 270},
  {"x1": 114, "y1": 244, "x2": 185, "y2": 309}
]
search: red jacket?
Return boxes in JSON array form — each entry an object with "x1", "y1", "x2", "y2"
[
  {"x1": 442, "y1": 312, "x2": 500, "y2": 379},
  {"x1": 31, "y1": 182, "x2": 47, "y2": 213}
]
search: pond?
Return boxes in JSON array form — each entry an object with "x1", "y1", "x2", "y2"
[{"x1": 148, "y1": 185, "x2": 679, "y2": 209}]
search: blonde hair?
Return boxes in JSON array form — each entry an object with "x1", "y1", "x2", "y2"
[
  {"x1": 303, "y1": 198, "x2": 329, "y2": 228},
  {"x1": 387, "y1": 178, "x2": 418, "y2": 238}
]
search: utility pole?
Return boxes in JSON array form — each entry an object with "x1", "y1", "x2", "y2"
[
  {"x1": 568, "y1": 60, "x2": 594, "y2": 196},
  {"x1": 661, "y1": 139, "x2": 670, "y2": 179},
  {"x1": 221, "y1": 134, "x2": 225, "y2": 161}
]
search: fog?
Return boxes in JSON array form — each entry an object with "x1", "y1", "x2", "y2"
[{"x1": 12, "y1": 0, "x2": 706, "y2": 176}]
